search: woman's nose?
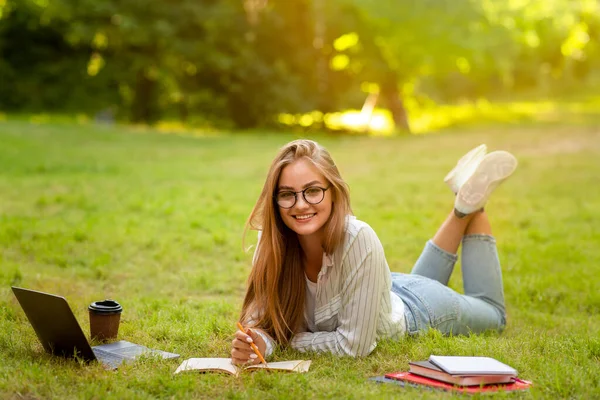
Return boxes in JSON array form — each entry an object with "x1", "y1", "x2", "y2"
[{"x1": 294, "y1": 194, "x2": 310, "y2": 209}]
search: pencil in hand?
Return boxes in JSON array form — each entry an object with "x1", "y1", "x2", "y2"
[{"x1": 236, "y1": 322, "x2": 267, "y2": 365}]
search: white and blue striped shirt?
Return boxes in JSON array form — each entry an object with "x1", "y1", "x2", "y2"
[{"x1": 256, "y1": 216, "x2": 406, "y2": 357}]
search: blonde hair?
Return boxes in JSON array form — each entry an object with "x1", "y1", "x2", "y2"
[{"x1": 240, "y1": 139, "x2": 352, "y2": 345}]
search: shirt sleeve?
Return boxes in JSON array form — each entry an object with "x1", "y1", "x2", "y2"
[
  {"x1": 254, "y1": 330, "x2": 275, "y2": 358},
  {"x1": 289, "y1": 226, "x2": 388, "y2": 357},
  {"x1": 242, "y1": 312, "x2": 276, "y2": 358}
]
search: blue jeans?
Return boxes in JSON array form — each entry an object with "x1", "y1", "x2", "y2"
[{"x1": 392, "y1": 234, "x2": 506, "y2": 336}]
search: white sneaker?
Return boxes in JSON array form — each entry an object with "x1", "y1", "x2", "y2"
[
  {"x1": 454, "y1": 151, "x2": 518, "y2": 216},
  {"x1": 444, "y1": 144, "x2": 487, "y2": 194}
]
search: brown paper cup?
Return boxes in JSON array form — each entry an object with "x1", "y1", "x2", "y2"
[{"x1": 89, "y1": 300, "x2": 122, "y2": 341}]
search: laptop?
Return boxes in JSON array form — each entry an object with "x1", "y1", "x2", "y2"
[{"x1": 11, "y1": 286, "x2": 180, "y2": 369}]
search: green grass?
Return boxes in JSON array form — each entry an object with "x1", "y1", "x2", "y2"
[{"x1": 1, "y1": 119, "x2": 599, "y2": 399}]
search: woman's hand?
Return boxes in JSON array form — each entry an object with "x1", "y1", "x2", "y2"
[{"x1": 231, "y1": 328, "x2": 267, "y2": 365}]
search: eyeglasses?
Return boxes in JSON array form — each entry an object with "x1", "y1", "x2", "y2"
[{"x1": 275, "y1": 186, "x2": 331, "y2": 209}]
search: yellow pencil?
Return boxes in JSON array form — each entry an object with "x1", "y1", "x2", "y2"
[{"x1": 236, "y1": 322, "x2": 267, "y2": 365}]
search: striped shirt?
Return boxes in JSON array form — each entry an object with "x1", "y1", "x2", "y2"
[{"x1": 255, "y1": 216, "x2": 406, "y2": 357}]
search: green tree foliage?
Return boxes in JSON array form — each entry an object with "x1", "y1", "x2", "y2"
[
  {"x1": 0, "y1": 0, "x2": 111, "y2": 112},
  {"x1": 334, "y1": 0, "x2": 600, "y2": 131},
  {"x1": 0, "y1": 0, "x2": 324, "y2": 126},
  {"x1": 0, "y1": 0, "x2": 598, "y2": 129},
  {"x1": 329, "y1": 0, "x2": 485, "y2": 131}
]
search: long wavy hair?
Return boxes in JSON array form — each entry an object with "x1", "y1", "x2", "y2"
[{"x1": 240, "y1": 139, "x2": 352, "y2": 345}]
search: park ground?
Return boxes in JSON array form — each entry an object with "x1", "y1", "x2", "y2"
[{"x1": 0, "y1": 116, "x2": 599, "y2": 399}]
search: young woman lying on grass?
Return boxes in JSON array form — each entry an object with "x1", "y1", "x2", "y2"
[{"x1": 231, "y1": 140, "x2": 517, "y2": 364}]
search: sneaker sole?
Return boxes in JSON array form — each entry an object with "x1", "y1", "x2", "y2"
[
  {"x1": 455, "y1": 151, "x2": 517, "y2": 214},
  {"x1": 444, "y1": 144, "x2": 487, "y2": 193}
]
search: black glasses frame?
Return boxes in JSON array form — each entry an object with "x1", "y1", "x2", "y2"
[{"x1": 274, "y1": 186, "x2": 331, "y2": 209}]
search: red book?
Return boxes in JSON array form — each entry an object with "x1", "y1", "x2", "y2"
[{"x1": 384, "y1": 372, "x2": 532, "y2": 394}]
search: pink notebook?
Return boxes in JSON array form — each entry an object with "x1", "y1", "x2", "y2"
[{"x1": 384, "y1": 372, "x2": 532, "y2": 394}]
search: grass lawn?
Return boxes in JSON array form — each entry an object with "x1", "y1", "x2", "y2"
[{"x1": 1, "y1": 119, "x2": 599, "y2": 399}]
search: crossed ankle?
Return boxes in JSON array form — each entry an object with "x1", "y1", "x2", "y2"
[{"x1": 454, "y1": 207, "x2": 485, "y2": 219}]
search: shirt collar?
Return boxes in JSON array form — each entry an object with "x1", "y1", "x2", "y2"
[{"x1": 319, "y1": 252, "x2": 334, "y2": 278}]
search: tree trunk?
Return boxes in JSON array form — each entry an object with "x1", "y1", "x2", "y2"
[
  {"x1": 131, "y1": 68, "x2": 159, "y2": 124},
  {"x1": 380, "y1": 78, "x2": 410, "y2": 133},
  {"x1": 359, "y1": 92, "x2": 379, "y2": 133},
  {"x1": 179, "y1": 94, "x2": 189, "y2": 123},
  {"x1": 313, "y1": 0, "x2": 328, "y2": 110}
]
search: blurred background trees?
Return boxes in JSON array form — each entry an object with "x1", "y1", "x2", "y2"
[{"x1": 0, "y1": 0, "x2": 598, "y2": 132}]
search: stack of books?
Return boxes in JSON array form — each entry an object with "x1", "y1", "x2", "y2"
[{"x1": 380, "y1": 355, "x2": 531, "y2": 394}]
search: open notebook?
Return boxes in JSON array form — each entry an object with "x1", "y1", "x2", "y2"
[{"x1": 174, "y1": 358, "x2": 311, "y2": 376}]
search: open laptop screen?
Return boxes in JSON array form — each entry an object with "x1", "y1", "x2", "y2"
[{"x1": 12, "y1": 287, "x2": 97, "y2": 362}]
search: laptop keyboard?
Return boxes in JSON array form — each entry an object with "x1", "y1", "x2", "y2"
[{"x1": 93, "y1": 348, "x2": 126, "y2": 369}]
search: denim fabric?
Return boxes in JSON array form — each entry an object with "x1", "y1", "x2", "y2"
[{"x1": 391, "y1": 234, "x2": 506, "y2": 336}]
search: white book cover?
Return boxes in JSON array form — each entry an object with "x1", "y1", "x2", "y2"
[{"x1": 428, "y1": 355, "x2": 518, "y2": 376}]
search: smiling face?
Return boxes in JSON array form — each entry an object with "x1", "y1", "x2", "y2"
[{"x1": 277, "y1": 158, "x2": 333, "y2": 241}]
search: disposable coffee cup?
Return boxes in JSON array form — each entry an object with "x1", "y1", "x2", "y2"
[{"x1": 88, "y1": 300, "x2": 123, "y2": 341}]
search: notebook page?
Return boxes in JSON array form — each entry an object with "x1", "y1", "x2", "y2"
[
  {"x1": 174, "y1": 358, "x2": 238, "y2": 375},
  {"x1": 247, "y1": 360, "x2": 311, "y2": 372}
]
